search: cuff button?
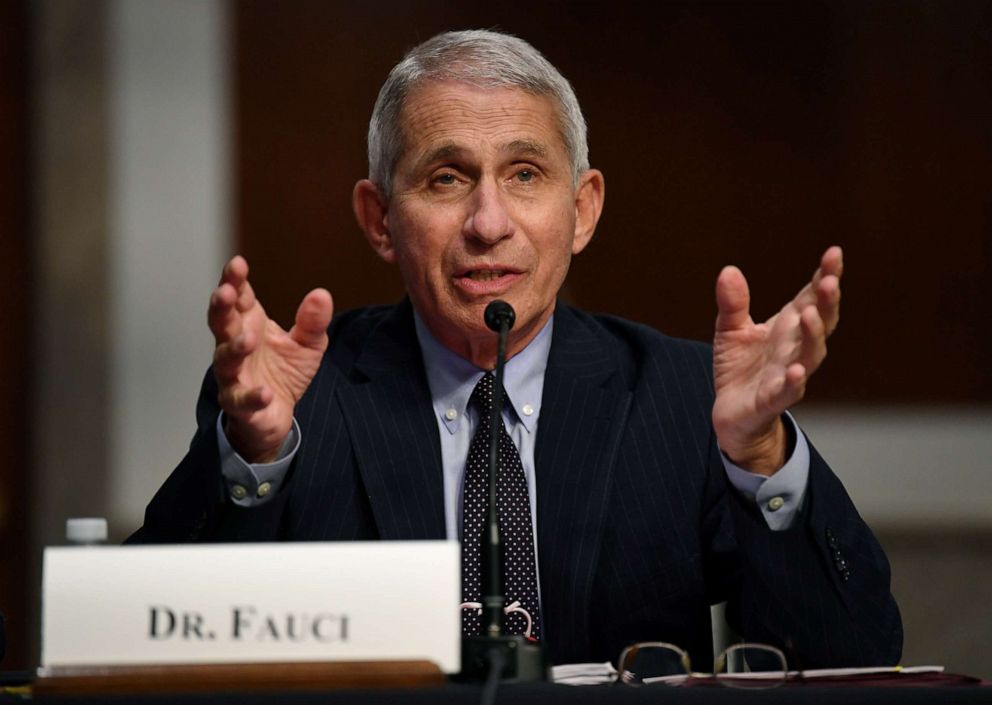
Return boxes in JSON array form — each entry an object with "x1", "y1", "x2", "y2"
[
  {"x1": 767, "y1": 496, "x2": 785, "y2": 512},
  {"x1": 231, "y1": 484, "x2": 248, "y2": 500},
  {"x1": 257, "y1": 482, "x2": 272, "y2": 498}
]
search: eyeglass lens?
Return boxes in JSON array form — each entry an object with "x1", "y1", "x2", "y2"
[
  {"x1": 618, "y1": 644, "x2": 688, "y2": 685},
  {"x1": 715, "y1": 644, "x2": 788, "y2": 688}
]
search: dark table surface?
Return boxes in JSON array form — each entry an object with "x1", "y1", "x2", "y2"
[{"x1": 8, "y1": 682, "x2": 990, "y2": 705}]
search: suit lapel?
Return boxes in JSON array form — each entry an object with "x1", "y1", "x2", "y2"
[
  {"x1": 536, "y1": 304, "x2": 632, "y2": 658},
  {"x1": 334, "y1": 300, "x2": 632, "y2": 654},
  {"x1": 337, "y1": 301, "x2": 447, "y2": 540}
]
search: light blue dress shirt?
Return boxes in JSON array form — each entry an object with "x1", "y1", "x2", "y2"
[
  {"x1": 413, "y1": 312, "x2": 551, "y2": 542},
  {"x1": 218, "y1": 313, "x2": 810, "y2": 533}
]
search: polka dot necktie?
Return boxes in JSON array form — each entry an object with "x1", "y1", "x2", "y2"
[{"x1": 461, "y1": 372, "x2": 542, "y2": 641}]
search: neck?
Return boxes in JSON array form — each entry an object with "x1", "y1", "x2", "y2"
[{"x1": 432, "y1": 308, "x2": 552, "y2": 370}]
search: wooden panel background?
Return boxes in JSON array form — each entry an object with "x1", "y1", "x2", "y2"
[{"x1": 232, "y1": 1, "x2": 990, "y2": 403}]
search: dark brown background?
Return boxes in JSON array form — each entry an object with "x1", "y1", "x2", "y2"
[{"x1": 235, "y1": 0, "x2": 991, "y2": 403}]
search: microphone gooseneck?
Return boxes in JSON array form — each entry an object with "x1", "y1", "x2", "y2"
[
  {"x1": 482, "y1": 300, "x2": 513, "y2": 639},
  {"x1": 459, "y1": 299, "x2": 548, "y2": 683}
]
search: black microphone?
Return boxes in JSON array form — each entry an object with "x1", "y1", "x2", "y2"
[
  {"x1": 484, "y1": 300, "x2": 515, "y2": 333},
  {"x1": 459, "y1": 300, "x2": 547, "y2": 684}
]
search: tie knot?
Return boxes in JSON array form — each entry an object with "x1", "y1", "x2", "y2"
[{"x1": 470, "y1": 372, "x2": 497, "y2": 414}]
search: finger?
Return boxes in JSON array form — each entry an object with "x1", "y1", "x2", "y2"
[
  {"x1": 219, "y1": 255, "x2": 249, "y2": 287},
  {"x1": 218, "y1": 383, "x2": 273, "y2": 418},
  {"x1": 207, "y1": 282, "x2": 241, "y2": 343},
  {"x1": 809, "y1": 246, "x2": 843, "y2": 289},
  {"x1": 212, "y1": 329, "x2": 257, "y2": 382},
  {"x1": 762, "y1": 299, "x2": 801, "y2": 364},
  {"x1": 818, "y1": 245, "x2": 844, "y2": 281},
  {"x1": 781, "y1": 362, "x2": 809, "y2": 407},
  {"x1": 235, "y1": 275, "x2": 258, "y2": 313},
  {"x1": 759, "y1": 363, "x2": 807, "y2": 416},
  {"x1": 218, "y1": 255, "x2": 260, "y2": 314},
  {"x1": 791, "y1": 246, "x2": 844, "y2": 313},
  {"x1": 796, "y1": 305, "x2": 828, "y2": 374},
  {"x1": 209, "y1": 256, "x2": 250, "y2": 342},
  {"x1": 816, "y1": 272, "x2": 841, "y2": 336},
  {"x1": 715, "y1": 265, "x2": 752, "y2": 332},
  {"x1": 289, "y1": 288, "x2": 334, "y2": 349}
]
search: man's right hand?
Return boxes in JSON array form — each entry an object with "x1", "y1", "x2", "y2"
[{"x1": 208, "y1": 256, "x2": 333, "y2": 463}]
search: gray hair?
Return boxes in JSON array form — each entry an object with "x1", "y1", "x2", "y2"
[{"x1": 367, "y1": 29, "x2": 589, "y2": 197}]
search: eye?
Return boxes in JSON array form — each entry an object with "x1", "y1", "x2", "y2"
[
  {"x1": 515, "y1": 169, "x2": 535, "y2": 183},
  {"x1": 434, "y1": 172, "x2": 457, "y2": 186}
]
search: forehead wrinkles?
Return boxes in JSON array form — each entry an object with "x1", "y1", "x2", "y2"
[{"x1": 398, "y1": 85, "x2": 565, "y2": 166}]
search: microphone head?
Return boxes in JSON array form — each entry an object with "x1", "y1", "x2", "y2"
[{"x1": 484, "y1": 300, "x2": 516, "y2": 332}]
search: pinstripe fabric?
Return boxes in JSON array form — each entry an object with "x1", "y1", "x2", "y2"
[{"x1": 130, "y1": 298, "x2": 902, "y2": 669}]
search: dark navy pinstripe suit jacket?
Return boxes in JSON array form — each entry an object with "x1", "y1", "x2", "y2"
[{"x1": 131, "y1": 299, "x2": 902, "y2": 668}]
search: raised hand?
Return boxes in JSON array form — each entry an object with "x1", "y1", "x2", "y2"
[
  {"x1": 208, "y1": 256, "x2": 333, "y2": 462},
  {"x1": 711, "y1": 247, "x2": 843, "y2": 475}
]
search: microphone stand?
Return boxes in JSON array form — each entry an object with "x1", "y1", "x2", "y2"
[{"x1": 457, "y1": 300, "x2": 548, "y2": 684}]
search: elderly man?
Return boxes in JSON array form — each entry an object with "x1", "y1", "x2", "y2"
[{"x1": 131, "y1": 30, "x2": 901, "y2": 669}]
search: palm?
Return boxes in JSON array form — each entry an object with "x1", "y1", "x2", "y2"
[
  {"x1": 234, "y1": 305, "x2": 325, "y2": 437},
  {"x1": 713, "y1": 308, "x2": 798, "y2": 439}
]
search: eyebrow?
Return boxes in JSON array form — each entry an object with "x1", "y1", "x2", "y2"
[
  {"x1": 503, "y1": 140, "x2": 549, "y2": 160},
  {"x1": 418, "y1": 143, "x2": 465, "y2": 168}
]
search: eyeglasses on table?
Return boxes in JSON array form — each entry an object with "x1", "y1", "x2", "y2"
[{"x1": 617, "y1": 641, "x2": 791, "y2": 689}]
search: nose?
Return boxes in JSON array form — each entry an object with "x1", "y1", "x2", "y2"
[{"x1": 463, "y1": 179, "x2": 514, "y2": 245}]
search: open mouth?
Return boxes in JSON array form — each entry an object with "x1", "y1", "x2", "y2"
[
  {"x1": 454, "y1": 267, "x2": 523, "y2": 293},
  {"x1": 464, "y1": 270, "x2": 508, "y2": 281}
]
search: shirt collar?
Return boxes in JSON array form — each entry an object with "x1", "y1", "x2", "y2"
[{"x1": 414, "y1": 312, "x2": 552, "y2": 435}]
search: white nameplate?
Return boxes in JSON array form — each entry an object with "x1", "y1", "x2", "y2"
[{"x1": 42, "y1": 542, "x2": 460, "y2": 672}]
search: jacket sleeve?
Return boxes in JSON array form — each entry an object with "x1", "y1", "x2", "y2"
[
  {"x1": 125, "y1": 369, "x2": 293, "y2": 544},
  {"x1": 706, "y1": 431, "x2": 903, "y2": 668}
]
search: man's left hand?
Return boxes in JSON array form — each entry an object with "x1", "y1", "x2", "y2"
[{"x1": 711, "y1": 246, "x2": 843, "y2": 476}]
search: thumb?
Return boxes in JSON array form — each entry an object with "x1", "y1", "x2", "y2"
[
  {"x1": 290, "y1": 288, "x2": 333, "y2": 349},
  {"x1": 715, "y1": 265, "x2": 752, "y2": 332}
]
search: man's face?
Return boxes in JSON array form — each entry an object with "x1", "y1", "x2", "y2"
[{"x1": 357, "y1": 80, "x2": 603, "y2": 365}]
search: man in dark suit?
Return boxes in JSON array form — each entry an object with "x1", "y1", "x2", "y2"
[{"x1": 131, "y1": 30, "x2": 901, "y2": 669}]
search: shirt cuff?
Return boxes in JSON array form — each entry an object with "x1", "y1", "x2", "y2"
[
  {"x1": 216, "y1": 414, "x2": 300, "y2": 507},
  {"x1": 720, "y1": 413, "x2": 809, "y2": 531}
]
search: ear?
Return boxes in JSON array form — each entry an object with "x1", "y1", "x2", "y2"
[
  {"x1": 353, "y1": 179, "x2": 396, "y2": 264},
  {"x1": 571, "y1": 168, "x2": 605, "y2": 256}
]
